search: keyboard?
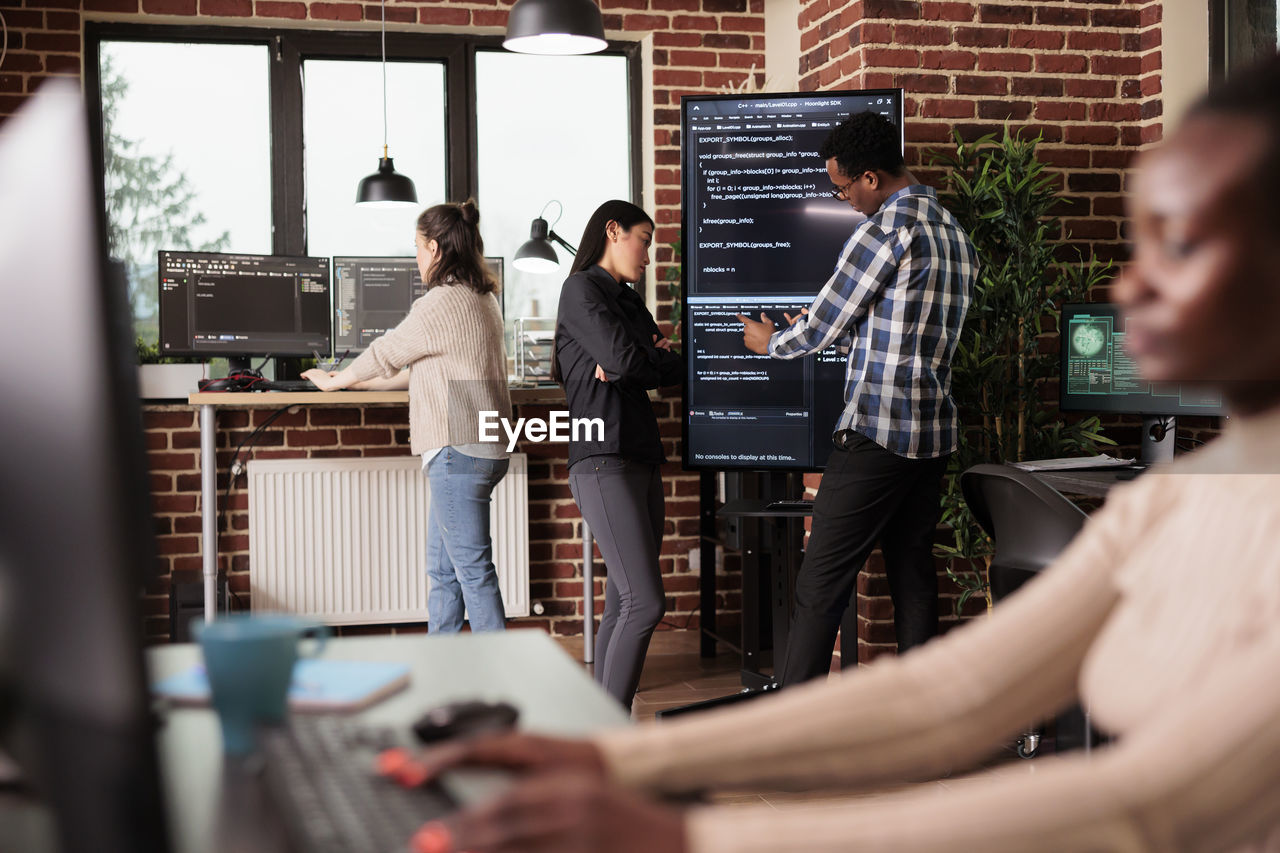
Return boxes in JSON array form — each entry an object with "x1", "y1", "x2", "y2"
[
  {"x1": 260, "y1": 379, "x2": 321, "y2": 392},
  {"x1": 258, "y1": 715, "x2": 457, "y2": 853},
  {"x1": 765, "y1": 499, "x2": 814, "y2": 511}
]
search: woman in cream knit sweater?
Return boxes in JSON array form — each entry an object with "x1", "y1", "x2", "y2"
[{"x1": 303, "y1": 201, "x2": 511, "y2": 633}]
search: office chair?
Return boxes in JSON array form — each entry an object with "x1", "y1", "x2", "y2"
[{"x1": 960, "y1": 463, "x2": 1092, "y2": 758}]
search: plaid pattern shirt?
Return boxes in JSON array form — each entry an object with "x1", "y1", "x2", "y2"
[{"x1": 768, "y1": 185, "x2": 977, "y2": 459}]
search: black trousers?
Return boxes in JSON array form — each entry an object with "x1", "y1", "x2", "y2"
[
  {"x1": 568, "y1": 455, "x2": 666, "y2": 711},
  {"x1": 778, "y1": 431, "x2": 949, "y2": 687}
]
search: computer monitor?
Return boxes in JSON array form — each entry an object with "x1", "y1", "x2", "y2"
[
  {"x1": 158, "y1": 250, "x2": 331, "y2": 361},
  {"x1": 680, "y1": 88, "x2": 905, "y2": 471},
  {"x1": 332, "y1": 256, "x2": 424, "y2": 354},
  {"x1": 0, "y1": 83, "x2": 170, "y2": 850},
  {"x1": 331, "y1": 256, "x2": 506, "y2": 356},
  {"x1": 1059, "y1": 302, "x2": 1226, "y2": 462}
]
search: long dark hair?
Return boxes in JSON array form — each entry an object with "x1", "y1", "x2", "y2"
[
  {"x1": 570, "y1": 199, "x2": 655, "y2": 277},
  {"x1": 417, "y1": 199, "x2": 498, "y2": 295},
  {"x1": 552, "y1": 200, "x2": 656, "y2": 383}
]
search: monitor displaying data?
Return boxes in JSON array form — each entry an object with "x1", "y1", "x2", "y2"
[
  {"x1": 158, "y1": 250, "x2": 331, "y2": 358},
  {"x1": 681, "y1": 88, "x2": 904, "y2": 470},
  {"x1": 1059, "y1": 303, "x2": 1225, "y2": 416},
  {"x1": 332, "y1": 256, "x2": 505, "y2": 354},
  {"x1": 332, "y1": 256, "x2": 423, "y2": 353}
]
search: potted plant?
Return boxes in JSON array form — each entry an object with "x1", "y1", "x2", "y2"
[
  {"x1": 663, "y1": 231, "x2": 683, "y2": 345},
  {"x1": 136, "y1": 336, "x2": 206, "y2": 400},
  {"x1": 928, "y1": 130, "x2": 1116, "y2": 612}
]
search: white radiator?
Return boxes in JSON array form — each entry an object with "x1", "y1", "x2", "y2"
[{"x1": 247, "y1": 454, "x2": 528, "y2": 624}]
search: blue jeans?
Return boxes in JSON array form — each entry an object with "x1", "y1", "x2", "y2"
[{"x1": 425, "y1": 447, "x2": 510, "y2": 633}]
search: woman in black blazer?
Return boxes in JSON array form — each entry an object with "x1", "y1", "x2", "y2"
[{"x1": 554, "y1": 199, "x2": 682, "y2": 710}]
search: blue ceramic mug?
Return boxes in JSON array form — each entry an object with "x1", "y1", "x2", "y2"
[{"x1": 194, "y1": 613, "x2": 329, "y2": 754}]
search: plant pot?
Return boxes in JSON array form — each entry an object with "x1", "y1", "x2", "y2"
[{"x1": 138, "y1": 363, "x2": 205, "y2": 400}]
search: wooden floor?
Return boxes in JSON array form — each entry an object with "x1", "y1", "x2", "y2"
[
  {"x1": 552, "y1": 631, "x2": 1031, "y2": 810},
  {"x1": 552, "y1": 628, "x2": 748, "y2": 721}
]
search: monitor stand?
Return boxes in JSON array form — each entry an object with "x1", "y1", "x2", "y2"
[
  {"x1": 272, "y1": 357, "x2": 310, "y2": 382},
  {"x1": 1140, "y1": 415, "x2": 1176, "y2": 465},
  {"x1": 225, "y1": 357, "x2": 307, "y2": 380}
]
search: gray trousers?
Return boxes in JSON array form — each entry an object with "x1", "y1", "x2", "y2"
[{"x1": 568, "y1": 455, "x2": 666, "y2": 710}]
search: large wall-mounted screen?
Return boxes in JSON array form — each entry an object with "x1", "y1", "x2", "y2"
[{"x1": 680, "y1": 89, "x2": 904, "y2": 471}]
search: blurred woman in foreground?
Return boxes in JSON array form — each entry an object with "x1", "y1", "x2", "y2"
[{"x1": 401, "y1": 58, "x2": 1280, "y2": 853}]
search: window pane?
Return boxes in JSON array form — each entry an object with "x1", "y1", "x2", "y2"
[
  {"x1": 475, "y1": 51, "x2": 632, "y2": 343},
  {"x1": 100, "y1": 41, "x2": 271, "y2": 346},
  {"x1": 303, "y1": 60, "x2": 447, "y2": 259}
]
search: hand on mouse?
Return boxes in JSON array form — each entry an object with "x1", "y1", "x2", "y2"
[
  {"x1": 379, "y1": 732, "x2": 607, "y2": 789},
  {"x1": 301, "y1": 368, "x2": 340, "y2": 391},
  {"x1": 410, "y1": 770, "x2": 687, "y2": 853}
]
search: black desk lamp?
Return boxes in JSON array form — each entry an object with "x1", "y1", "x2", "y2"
[
  {"x1": 503, "y1": 0, "x2": 607, "y2": 55},
  {"x1": 355, "y1": 0, "x2": 418, "y2": 207},
  {"x1": 513, "y1": 200, "x2": 577, "y2": 273}
]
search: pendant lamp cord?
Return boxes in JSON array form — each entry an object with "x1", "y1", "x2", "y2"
[{"x1": 380, "y1": 0, "x2": 388, "y2": 154}]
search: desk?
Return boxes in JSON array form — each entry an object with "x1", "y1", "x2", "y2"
[
  {"x1": 1032, "y1": 468, "x2": 1136, "y2": 499},
  {"x1": 185, "y1": 389, "x2": 585, "y2": 647},
  {"x1": 147, "y1": 631, "x2": 628, "y2": 853}
]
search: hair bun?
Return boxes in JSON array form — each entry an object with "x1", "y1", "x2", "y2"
[{"x1": 460, "y1": 198, "x2": 480, "y2": 226}]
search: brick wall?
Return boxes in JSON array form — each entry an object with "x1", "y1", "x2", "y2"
[{"x1": 796, "y1": 0, "x2": 1163, "y2": 265}]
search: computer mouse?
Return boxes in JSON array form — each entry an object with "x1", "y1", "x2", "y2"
[
  {"x1": 197, "y1": 376, "x2": 237, "y2": 392},
  {"x1": 411, "y1": 700, "x2": 519, "y2": 744}
]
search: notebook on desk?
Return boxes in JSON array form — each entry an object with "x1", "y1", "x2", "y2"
[{"x1": 152, "y1": 659, "x2": 411, "y2": 712}]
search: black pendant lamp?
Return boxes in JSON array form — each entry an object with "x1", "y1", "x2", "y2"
[
  {"x1": 503, "y1": 0, "x2": 607, "y2": 56},
  {"x1": 356, "y1": 0, "x2": 418, "y2": 207}
]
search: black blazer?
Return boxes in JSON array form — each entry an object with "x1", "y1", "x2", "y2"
[{"x1": 555, "y1": 265, "x2": 682, "y2": 467}]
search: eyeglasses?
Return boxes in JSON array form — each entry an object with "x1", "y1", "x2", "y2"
[{"x1": 829, "y1": 173, "x2": 863, "y2": 200}]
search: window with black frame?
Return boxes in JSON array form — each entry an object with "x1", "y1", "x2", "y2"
[
  {"x1": 86, "y1": 25, "x2": 640, "y2": 357},
  {"x1": 1211, "y1": 0, "x2": 1279, "y2": 80}
]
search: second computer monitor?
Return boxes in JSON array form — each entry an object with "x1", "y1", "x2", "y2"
[
  {"x1": 332, "y1": 256, "x2": 423, "y2": 353},
  {"x1": 332, "y1": 256, "x2": 504, "y2": 355}
]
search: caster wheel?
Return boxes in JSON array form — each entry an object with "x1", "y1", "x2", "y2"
[{"x1": 1016, "y1": 735, "x2": 1040, "y2": 759}]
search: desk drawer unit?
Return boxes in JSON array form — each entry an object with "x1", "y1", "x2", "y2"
[{"x1": 247, "y1": 454, "x2": 529, "y2": 623}]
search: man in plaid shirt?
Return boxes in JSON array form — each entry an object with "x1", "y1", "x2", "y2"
[{"x1": 739, "y1": 111, "x2": 978, "y2": 685}]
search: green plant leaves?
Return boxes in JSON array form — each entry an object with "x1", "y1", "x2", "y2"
[{"x1": 925, "y1": 130, "x2": 1116, "y2": 615}]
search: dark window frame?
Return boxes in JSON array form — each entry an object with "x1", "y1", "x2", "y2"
[
  {"x1": 84, "y1": 22, "x2": 643, "y2": 258},
  {"x1": 1209, "y1": 0, "x2": 1278, "y2": 81}
]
